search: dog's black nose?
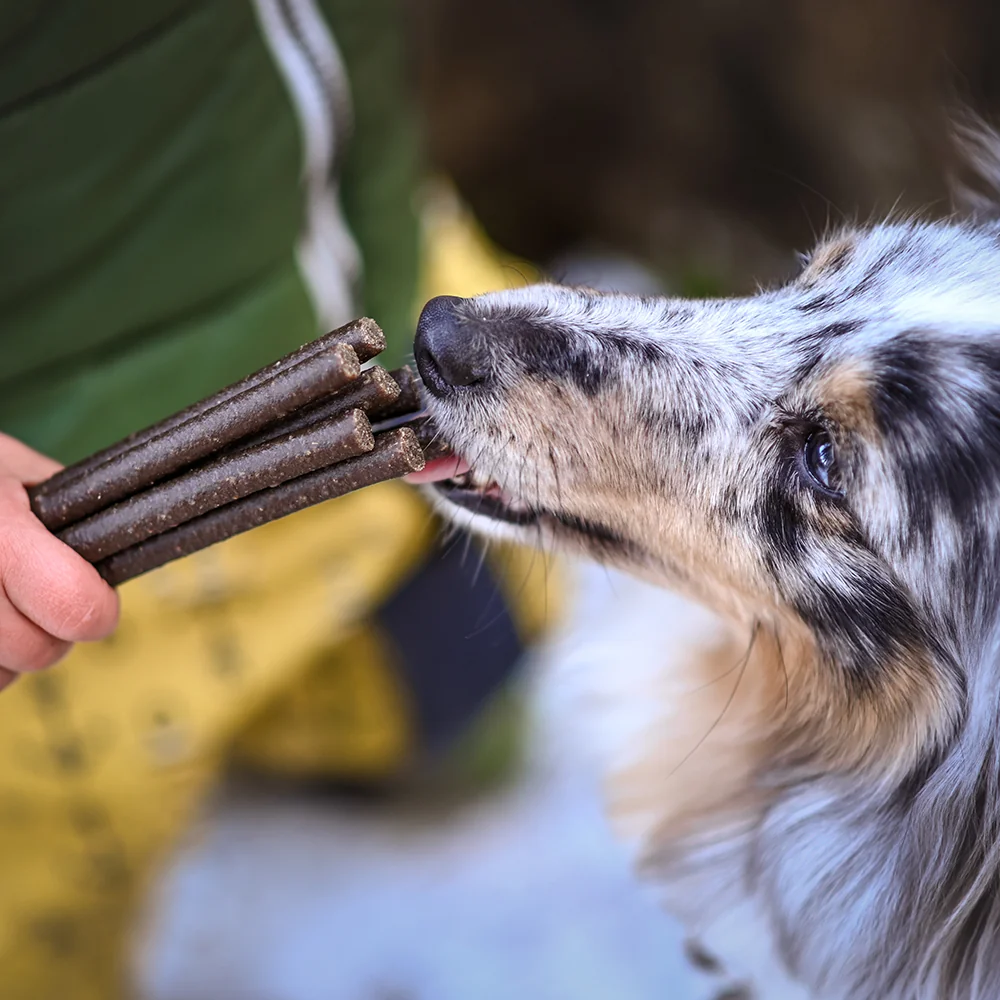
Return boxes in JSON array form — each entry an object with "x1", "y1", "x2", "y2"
[{"x1": 414, "y1": 295, "x2": 491, "y2": 395}]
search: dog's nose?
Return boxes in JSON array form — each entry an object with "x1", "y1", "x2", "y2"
[{"x1": 414, "y1": 295, "x2": 491, "y2": 395}]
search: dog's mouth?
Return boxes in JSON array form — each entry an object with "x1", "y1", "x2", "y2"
[
  {"x1": 374, "y1": 409, "x2": 539, "y2": 527},
  {"x1": 406, "y1": 451, "x2": 541, "y2": 527},
  {"x1": 398, "y1": 415, "x2": 636, "y2": 561}
]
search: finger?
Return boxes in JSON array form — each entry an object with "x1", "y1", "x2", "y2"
[
  {"x1": 3, "y1": 527, "x2": 119, "y2": 641},
  {"x1": 0, "y1": 485, "x2": 119, "y2": 641},
  {"x1": 0, "y1": 668, "x2": 17, "y2": 692},
  {"x1": 0, "y1": 590, "x2": 73, "y2": 671},
  {"x1": 0, "y1": 433, "x2": 62, "y2": 485}
]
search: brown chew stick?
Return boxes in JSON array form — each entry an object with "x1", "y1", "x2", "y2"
[
  {"x1": 236, "y1": 366, "x2": 402, "y2": 452},
  {"x1": 365, "y1": 367, "x2": 449, "y2": 459},
  {"x1": 334, "y1": 317, "x2": 387, "y2": 363},
  {"x1": 318, "y1": 366, "x2": 402, "y2": 418},
  {"x1": 30, "y1": 344, "x2": 360, "y2": 532},
  {"x1": 95, "y1": 428, "x2": 426, "y2": 587},
  {"x1": 31, "y1": 318, "x2": 385, "y2": 501},
  {"x1": 57, "y1": 410, "x2": 374, "y2": 563},
  {"x1": 373, "y1": 366, "x2": 422, "y2": 421},
  {"x1": 410, "y1": 417, "x2": 453, "y2": 461}
]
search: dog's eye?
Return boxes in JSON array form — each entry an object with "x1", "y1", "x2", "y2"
[{"x1": 802, "y1": 429, "x2": 842, "y2": 496}]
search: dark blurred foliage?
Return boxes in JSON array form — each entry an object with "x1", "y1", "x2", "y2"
[{"x1": 407, "y1": 0, "x2": 1000, "y2": 291}]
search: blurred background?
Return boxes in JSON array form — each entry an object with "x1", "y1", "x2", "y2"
[{"x1": 3, "y1": 1, "x2": 1000, "y2": 997}]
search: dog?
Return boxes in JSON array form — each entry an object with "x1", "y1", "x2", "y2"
[{"x1": 407, "y1": 124, "x2": 1000, "y2": 999}]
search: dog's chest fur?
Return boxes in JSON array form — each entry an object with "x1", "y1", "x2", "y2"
[{"x1": 550, "y1": 570, "x2": 817, "y2": 999}]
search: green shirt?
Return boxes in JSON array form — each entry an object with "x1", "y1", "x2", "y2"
[{"x1": 0, "y1": 0, "x2": 419, "y2": 462}]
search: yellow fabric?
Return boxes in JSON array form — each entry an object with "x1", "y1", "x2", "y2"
[
  {"x1": 231, "y1": 623, "x2": 413, "y2": 780},
  {"x1": 0, "y1": 484, "x2": 430, "y2": 999},
  {"x1": 0, "y1": 186, "x2": 560, "y2": 1000}
]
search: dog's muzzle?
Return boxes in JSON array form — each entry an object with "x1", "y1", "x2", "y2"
[{"x1": 407, "y1": 296, "x2": 541, "y2": 524}]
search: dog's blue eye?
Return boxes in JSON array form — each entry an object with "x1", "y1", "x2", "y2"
[{"x1": 803, "y1": 429, "x2": 842, "y2": 495}]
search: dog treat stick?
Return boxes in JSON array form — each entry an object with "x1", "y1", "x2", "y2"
[
  {"x1": 26, "y1": 318, "x2": 438, "y2": 585},
  {"x1": 365, "y1": 369, "x2": 450, "y2": 459},
  {"x1": 57, "y1": 410, "x2": 374, "y2": 563},
  {"x1": 236, "y1": 366, "x2": 402, "y2": 452},
  {"x1": 315, "y1": 365, "x2": 402, "y2": 419},
  {"x1": 409, "y1": 418, "x2": 452, "y2": 461},
  {"x1": 330, "y1": 317, "x2": 387, "y2": 364},
  {"x1": 30, "y1": 344, "x2": 360, "y2": 532},
  {"x1": 367, "y1": 366, "x2": 422, "y2": 423},
  {"x1": 95, "y1": 428, "x2": 425, "y2": 586},
  {"x1": 31, "y1": 318, "x2": 385, "y2": 501}
]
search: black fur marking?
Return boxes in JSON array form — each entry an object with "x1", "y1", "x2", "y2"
[
  {"x1": 790, "y1": 355, "x2": 823, "y2": 384},
  {"x1": 884, "y1": 746, "x2": 1000, "y2": 996},
  {"x1": 870, "y1": 336, "x2": 941, "y2": 539},
  {"x1": 757, "y1": 476, "x2": 805, "y2": 564},
  {"x1": 548, "y1": 509, "x2": 646, "y2": 563},
  {"x1": 798, "y1": 293, "x2": 836, "y2": 313},
  {"x1": 959, "y1": 532, "x2": 1000, "y2": 636},
  {"x1": 487, "y1": 316, "x2": 667, "y2": 396},
  {"x1": 871, "y1": 337, "x2": 938, "y2": 427},
  {"x1": 684, "y1": 939, "x2": 725, "y2": 974},
  {"x1": 641, "y1": 405, "x2": 708, "y2": 442},
  {"x1": 796, "y1": 245, "x2": 904, "y2": 313},
  {"x1": 587, "y1": 327, "x2": 671, "y2": 371},
  {"x1": 890, "y1": 741, "x2": 953, "y2": 808},
  {"x1": 516, "y1": 322, "x2": 611, "y2": 395},
  {"x1": 850, "y1": 244, "x2": 907, "y2": 298},
  {"x1": 719, "y1": 485, "x2": 741, "y2": 523},
  {"x1": 817, "y1": 320, "x2": 861, "y2": 339},
  {"x1": 792, "y1": 563, "x2": 925, "y2": 681},
  {"x1": 599, "y1": 334, "x2": 665, "y2": 366},
  {"x1": 874, "y1": 336, "x2": 1000, "y2": 541},
  {"x1": 963, "y1": 341, "x2": 1000, "y2": 381},
  {"x1": 789, "y1": 320, "x2": 860, "y2": 353},
  {"x1": 935, "y1": 759, "x2": 1000, "y2": 991},
  {"x1": 925, "y1": 428, "x2": 1000, "y2": 526}
]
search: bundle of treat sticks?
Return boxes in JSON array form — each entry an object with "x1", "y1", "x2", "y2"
[{"x1": 28, "y1": 320, "x2": 434, "y2": 586}]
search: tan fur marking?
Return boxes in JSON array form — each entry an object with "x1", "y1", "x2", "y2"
[
  {"x1": 766, "y1": 614, "x2": 961, "y2": 777},
  {"x1": 497, "y1": 379, "x2": 776, "y2": 619},
  {"x1": 800, "y1": 235, "x2": 856, "y2": 287},
  {"x1": 607, "y1": 610, "x2": 961, "y2": 872},
  {"x1": 814, "y1": 361, "x2": 879, "y2": 439}
]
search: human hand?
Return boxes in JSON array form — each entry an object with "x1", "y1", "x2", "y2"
[{"x1": 0, "y1": 433, "x2": 119, "y2": 690}]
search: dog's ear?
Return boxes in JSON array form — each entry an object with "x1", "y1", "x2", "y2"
[{"x1": 950, "y1": 111, "x2": 1000, "y2": 221}]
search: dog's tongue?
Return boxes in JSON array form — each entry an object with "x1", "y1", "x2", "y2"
[
  {"x1": 405, "y1": 454, "x2": 471, "y2": 484},
  {"x1": 392, "y1": 413, "x2": 470, "y2": 483}
]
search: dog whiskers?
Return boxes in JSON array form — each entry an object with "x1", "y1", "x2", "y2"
[{"x1": 668, "y1": 622, "x2": 760, "y2": 779}]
